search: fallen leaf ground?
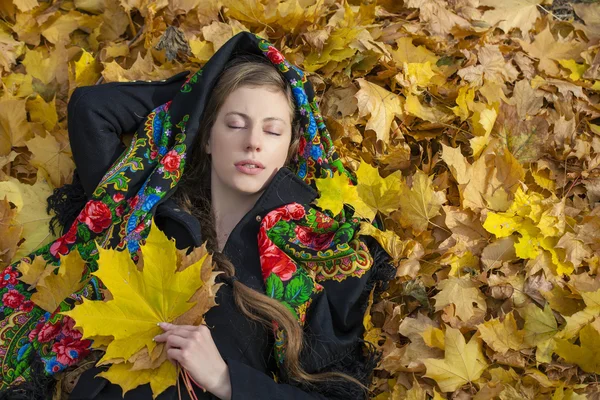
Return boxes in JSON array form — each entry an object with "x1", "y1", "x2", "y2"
[{"x1": 1, "y1": 0, "x2": 600, "y2": 398}]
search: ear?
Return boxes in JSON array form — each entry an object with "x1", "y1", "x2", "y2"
[{"x1": 205, "y1": 139, "x2": 211, "y2": 155}]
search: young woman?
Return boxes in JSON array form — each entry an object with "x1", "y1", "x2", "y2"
[{"x1": 0, "y1": 32, "x2": 394, "y2": 400}]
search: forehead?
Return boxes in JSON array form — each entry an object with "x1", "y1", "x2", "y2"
[{"x1": 221, "y1": 86, "x2": 292, "y2": 121}]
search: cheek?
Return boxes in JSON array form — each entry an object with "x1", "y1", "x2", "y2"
[
  {"x1": 269, "y1": 138, "x2": 293, "y2": 165},
  {"x1": 208, "y1": 130, "x2": 232, "y2": 158}
]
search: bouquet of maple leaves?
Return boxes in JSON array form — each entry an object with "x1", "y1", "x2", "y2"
[{"x1": 37, "y1": 222, "x2": 223, "y2": 398}]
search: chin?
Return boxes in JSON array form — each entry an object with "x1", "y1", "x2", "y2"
[{"x1": 228, "y1": 177, "x2": 269, "y2": 195}]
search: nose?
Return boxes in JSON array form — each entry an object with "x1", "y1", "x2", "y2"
[{"x1": 244, "y1": 125, "x2": 262, "y2": 152}]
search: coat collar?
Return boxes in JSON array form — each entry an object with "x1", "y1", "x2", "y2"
[{"x1": 252, "y1": 166, "x2": 319, "y2": 215}]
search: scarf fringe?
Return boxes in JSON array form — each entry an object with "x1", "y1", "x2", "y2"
[
  {"x1": 0, "y1": 354, "x2": 56, "y2": 400},
  {"x1": 286, "y1": 338, "x2": 381, "y2": 400},
  {"x1": 287, "y1": 236, "x2": 395, "y2": 400},
  {"x1": 359, "y1": 235, "x2": 396, "y2": 316},
  {"x1": 46, "y1": 169, "x2": 87, "y2": 237}
]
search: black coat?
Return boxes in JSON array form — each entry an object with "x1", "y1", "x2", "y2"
[{"x1": 65, "y1": 73, "x2": 394, "y2": 400}]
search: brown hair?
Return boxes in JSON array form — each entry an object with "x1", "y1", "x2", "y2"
[{"x1": 171, "y1": 55, "x2": 368, "y2": 393}]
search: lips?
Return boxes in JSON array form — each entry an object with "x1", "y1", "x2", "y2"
[{"x1": 234, "y1": 159, "x2": 265, "y2": 169}]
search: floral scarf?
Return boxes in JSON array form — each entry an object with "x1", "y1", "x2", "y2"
[{"x1": 0, "y1": 31, "x2": 374, "y2": 393}]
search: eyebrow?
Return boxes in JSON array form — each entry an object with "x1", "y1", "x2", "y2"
[{"x1": 225, "y1": 112, "x2": 286, "y2": 123}]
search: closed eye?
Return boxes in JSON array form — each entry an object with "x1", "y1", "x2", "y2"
[{"x1": 228, "y1": 126, "x2": 281, "y2": 136}]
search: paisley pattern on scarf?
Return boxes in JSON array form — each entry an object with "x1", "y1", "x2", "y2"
[{"x1": 0, "y1": 32, "x2": 376, "y2": 392}]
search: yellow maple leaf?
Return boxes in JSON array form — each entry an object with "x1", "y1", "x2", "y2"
[
  {"x1": 483, "y1": 187, "x2": 575, "y2": 275},
  {"x1": 0, "y1": 196, "x2": 23, "y2": 265},
  {"x1": 358, "y1": 222, "x2": 405, "y2": 261},
  {"x1": 26, "y1": 94, "x2": 58, "y2": 131},
  {"x1": 97, "y1": 360, "x2": 176, "y2": 399},
  {"x1": 303, "y1": 26, "x2": 360, "y2": 71},
  {"x1": 362, "y1": 288, "x2": 381, "y2": 346},
  {"x1": 424, "y1": 327, "x2": 488, "y2": 392},
  {"x1": 1, "y1": 73, "x2": 34, "y2": 98},
  {"x1": 314, "y1": 172, "x2": 358, "y2": 217},
  {"x1": 0, "y1": 172, "x2": 56, "y2": 262},
  {"x1": 451, "y1": 86, "x2": 475, "y2": 121},
  {"x1": 73, "y1": 49, "x2": 101, "y2": 87},
  {"x1": 21, "y1": 45, "x2": 64, "y2": 85},
  {"x1": 31, "y1": 250, "x2": 89, "y2": 312},
  {"x1": 520, "y1": 303, "x2": 558, "y2": 347},
  {"x1": 556, "y1": 288, "x2": 600, "y2": 340},
  {"x1": 62, "y1": 221, "x2": 213, "y2": 398},
  {"x1": 404, "y1": 94, "x2": 450, "y2": 123},
  {"x1": 355, "y1": 161, "x2": 403, "y2": 220},
  {"x1": 0, "y1": 93, "x2": 31, "y2": 155},
  {"x1": 479, "y1": 0, "x2": 543, "y2": 34},
  {"x1": 390, "y1": 37, "x2": 439, "y2": 66},
  {"x1": 558, "y1": 59, "x2": 588, "y2": 81},
  {"x1": 315, "y1": 162, "x2": 402, "y2": 221},
  {"x1": 401, "y1": 62, "x2": 439, "y2": 93},
  {"x1": 26, "y1": 131, "x2": 75, "y2": 188},
  {"x1": 440, "y1": 251, "x2": 478, "y2": 277},
  {"x1": 422, "y1": 326, "x2": 445, "y2": 350},
  {"x1": 0, "y1": 29, "x2": 25, "y2": 74},
  {"x1": 17, "y1": 255, "x2": 53, "y2": 290},
  {"x1": 518, "y1": 26, "x2": 584, "y2": 76},
  {"x1": 433, "y1": 277, "x2": 487, "y2": 322},
  {"x1": 471, "y1": 104, "x2": 497, "y2": 138},
  {"x1": 189, "y1": 39, "x2": 214, "y2": 63},
  {"x1": 517, "y1": 303, "x2": 558, "y2": 362},
  {"x1": 355, "y1": 78, "x2": 403, "y2": 143},
  {"x1": 395, "y1": 170, "x2": 446, "y2": 235},
  {"x1": 555, "y1": 323, "x2": 600, "y2": 374},
  {"x1": 477, "y1": 312, "x2": 527, "y2": 353}
]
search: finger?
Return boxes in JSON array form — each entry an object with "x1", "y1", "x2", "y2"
[
  {"x1": 166, "y1": 334, "x2": 188, "y2": 349},
  {"x1": 154, "y1": 330, "x2": 191, "y2": 344},
  {"x1": 167, "y1": 347, "x2": 185, "y2": 364},
  {"x1": 159, "y1": 322, "x2": 197, "y2": 331}
]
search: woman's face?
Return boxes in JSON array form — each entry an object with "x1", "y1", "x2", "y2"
[{"x1": 206, "y1": 85, "x2": 293, "y2": 196}]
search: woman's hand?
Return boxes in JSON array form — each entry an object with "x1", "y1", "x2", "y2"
[{"x1": 153, "y1": 322, "x2": 232, "y2": 400}]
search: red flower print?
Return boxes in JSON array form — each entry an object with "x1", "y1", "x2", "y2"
[
  {"x1": 262, "y1": 212, "x2": 280, "y2": 230},
  {"x1": 258, "y1": 231, "x2": 297, "y2": 281},
  {"x1": 266, "y1": 46, "x2": 285, "y2": 64},
  {"x1": 20, "y1": 300, "x2": 34, "y2": 312},
  {"x1": 294, "y1": 225, "x2": 334, "y2": 251},
  {"x1": 314, "y1": 211, "x2": 334, "y2": 230},
  {"x1": 284, "y1": 203, "x2": 305, "y2": 220},
  {"x1": 112, "y1": 193, "x2": 125, "y2": 203},
  {"x1": 262, "y1": 203, "x2": 305, "y2": 228},
  {"x1": 29, "y1": 321, "x2": 44, "y2": 342},
  {"x1": 38, "y1": 321, "x2": 62, "y2": 343},
  {"x1": 150, "y1": 150, "x2": 158, "y2": 160},
  {"x1": 49, "y1": 226, "x2": 77, "y2": 257},
  {"x1": 128, "y1": 195, "x2": 139, "y2": 209},
  {"x1": 115, "y1": 204, "x2": 126, "y2": 217},
  {"x1": 52, "y1": 336, "x2": 91, "y2": 366},
  {"x1": 0, "y1": 266, "x2": 19, "y2": 288},
  {"x1": 298, "y1": 136, "x2": 307, "y2": 156},
  {"x1": 61, "y1": 316, "x2": 82, "y2": 340},
  {"x1": 161, "y1": 150, "x2": 181, "y2": 173},
  {"x1": 260, "y1": 247, "x2": 297, "y2": 281},
  {"x1": 77, "y1": 200, "x2": 112, "y2": 233},
  {"x1": 2, "y1": 289, "x2": 24, "y2": 308},
  {"x1": 50, "y1": 239, "x2": 67, "y2": 257}
]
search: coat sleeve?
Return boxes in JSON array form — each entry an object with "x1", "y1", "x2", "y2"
[
  {"x1": 219, "y1": 236, "x2": 395, "y2": 400},
  {"x1": 67, "y1": 71, "x2": 190, "y2": 198}
]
